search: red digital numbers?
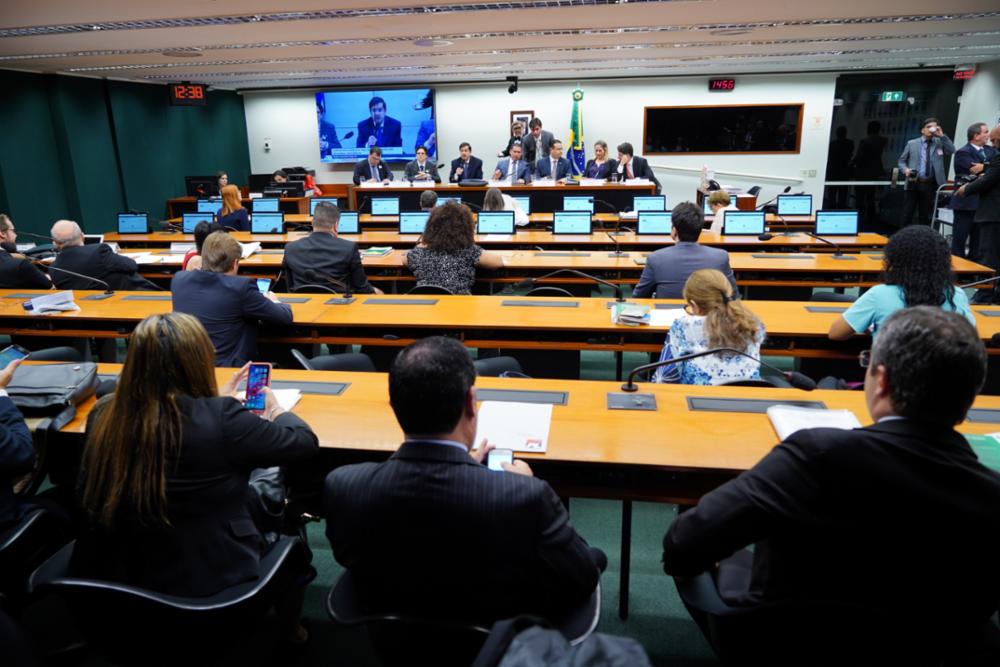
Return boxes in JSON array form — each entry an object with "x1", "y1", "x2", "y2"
[
  {"x1": 170, "y1": 83, "x2": 207, "y2": 106},
  {"x1": 709, "y1": 79, "x2": 736, "y2": 92}
]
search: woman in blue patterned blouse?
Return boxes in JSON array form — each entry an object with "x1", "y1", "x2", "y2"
[{"x1": 654, "y1": 269, "x2": 765, "y2": 385}]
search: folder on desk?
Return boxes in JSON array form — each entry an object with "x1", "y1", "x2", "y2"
[
  {"x1": 474, "y1": 401, "x2": 552, "y2": 453},
  {"x1": 767, "y1": 405, "x2": 861, "y2": 440}
]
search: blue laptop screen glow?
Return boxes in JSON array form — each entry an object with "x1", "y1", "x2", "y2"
[
  {"x1": 553, "y1": 211, "x2": 591, "y2": 234},
  {"x1": 637, "y1": 211, "x2": 672, "y2": 235},
  {"x1": 437, "y1": 197, "x2": 462, "y2": 207},
  {"x1": 512, "y1": 196, "x2": 531, "y2": 214},
  {"x1": 703, "y1": 199, "x2": 714, "y2": 215},
  {"x1": 723, "y1": 211, "x2": 766, "y2": 235},
  {"x1": 777, "y1": 195, "x2": 812, "y2": 216},
  {"x1": 310, "y1": 198, "x2": 338, "y2": 215},
  {"x1": 251, "y1": 212, "x2": 283, "y2": 234},
  {"x1": 196, "y1": 199, "x2": 221, "y2": 214},
  {"x1": 253, "y1": 198, "x2": 280, "y2": 213},
  {"x1": 182, "y1": 212, "x2": 213, "y2": 233},
  {"x1": 564, "y1": 196, "x2": 594, "y2": 213},
  {"x1": 477, "y1": 211, "x2": 514, "y2": 234},
  {"x1": 336, "y1": 212, "x2": 359, "y2": 234},
  {"x1": 117, "y1": 213, "x2": 148, "y2": 234},
  {"x1": 371, "y1": 198, "x2": 400, "y2": 216},
  {"x1": 815, "y1": 210, "x2": 859, "y2": 235},
  {"x1": 634, "y1": 196, "x2": 666, "y2": 212},
  {"x1": 399, "y1": 211, "x2": 429, "y2": 234}
]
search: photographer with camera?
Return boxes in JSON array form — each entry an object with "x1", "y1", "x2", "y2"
[
  {"x1": 897, "y1": 117, "x2": 955, "y2": 227},
  {"x1": 951, "y1": 122, "x2": 997, "y2": 260}
]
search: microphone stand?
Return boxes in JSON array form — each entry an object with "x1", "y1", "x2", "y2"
[
  {"x1": 34, "y1": 262, "x2": 115, "y2": 299},
  {"x1": 606, "y1": 231, "x2": 626, "y2": 258},
  {"x1": 806, "y1": 232, "x2": 846, "y2": 257},
  {"x1": 304, "y1": 270, "x2": 355, "y2": 304},
  {"x1": 620, "y1": 347, "x2": 817, "y2": 392},
  {"x1": 517, "y1": 268, "x2": 624, "y2": 302},
  {"x1": 758, "y1": 214, "x2": 793, "y2": 241}
]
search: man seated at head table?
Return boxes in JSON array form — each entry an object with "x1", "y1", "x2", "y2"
[
  {"x1": 0, "y1": 214, "x2": 51, "y2": 289},
  {"x1": 534, "y1": 138, "x2": 572, "y2": 183},
  {"x1": 450, "y1": 142, "x2": 484, "y2": 183},
  {"x1": 632, "y1": 202, "x2": 736, "y2": 299},
  {"x1": 664, "y1": 307, "x2": 1000, "y2": 663},
  {"x1": 282, "y1": 202, "x2": 381, "y2": 295},
  {"x1": 323, "y1": 336, "x2": 606, "y2": 626},
  {"x1": 50, "y1": 219, "x2": 157, "y2": 291},
  {"x1": 403, "y1": 146, "x2": 441, "y2": 183},
  {"x1": 171, "y1": 232, "x2": 292, "y2": 367},
  {"x1": 492, "y1": 142, "x2": 531, "y2": 184},
  {"x1": 352, "y1": 146, "x2": 394, "y2": 186}
]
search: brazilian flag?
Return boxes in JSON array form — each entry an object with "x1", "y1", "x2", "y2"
[{"x1": 567, "y1": 88, "x2": 586, "y2": 177}]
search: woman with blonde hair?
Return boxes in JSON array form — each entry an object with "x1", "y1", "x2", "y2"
[
  {"x1": 654, "y1": 269, "x2": 765, "y2": 384},
  {"x1": 217, "y1": 183, "x2": 250, "y2": 231},
  {"x1": 482, "y1": 187, "x2": 529, "y2": 226}
]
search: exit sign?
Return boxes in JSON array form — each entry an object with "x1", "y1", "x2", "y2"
[{"x1": 880, "y1": 91, "x2": 905, "y2": 102}]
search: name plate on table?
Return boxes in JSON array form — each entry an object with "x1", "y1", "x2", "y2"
[
  {"x1": 502, "y1": 300, "x2": 579, "y2": 308},
  {"x1": 4, "y1": 293, "x2": 47, "y2": 298},
  {"x1": 257, "y1": 249, "x2": 285, "y2": 255},
  {"x1": 363, "y1": 298, "x2": 438, "y2": 305},
  {"x1": 654, "y1": 303, "x2": 685, "y2": 309},
  {"x1": 686, "y1": 397, "x2": 826, "y2": 414},
  {"x1": 965, "y1": 408, "x2": 1000, "y2": 423},
  {"x1": 476, "y1": 389, "x2": 567, "y2": 405},
  {"x1": 750, "y1": 254, "x2": 815, "y2": 259},
  {"x1": 978, "y1": 311, "x2": 1000, "y2": 317},
  {"x1": 279, "y1": 297, "x2": 310, "y2": 304},
  {"x1": 122, "y1": 294, "x2": 172, "y2": 301},
  {"x1": 271, "y1": 380, "x2": 349, "y2": 396},
  {"x1": 805, "y1": 306, "x2": 848, "y2": 313},
  {"x1": 533, "y1": 252, "x2": 592, "y2": 257}
]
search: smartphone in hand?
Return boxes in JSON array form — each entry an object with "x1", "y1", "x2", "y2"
[
  {"x1": 486, "y1": 448, "x2": 513, "y2": 472},
  {"x1": 0, "y1": 344, "x2": 30, "y2": 368},
  {"x1": 243, "y1": 362, "x2": 272, "y2": 413},
  {"x1": 256, "y1": 278, "x2": 272, "y2": 294}
]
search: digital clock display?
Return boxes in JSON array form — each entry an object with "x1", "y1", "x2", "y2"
[
  {"x1": 708, "y1": 78, "x2": 736, "y2": 92},
  {"x1": 169, "y1": 83, "x2": 207, "y2": 106}
]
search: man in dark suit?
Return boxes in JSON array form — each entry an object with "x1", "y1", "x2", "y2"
[
  {"x1": 0, "y1": 214, "x2": 51, "y2": 289},
  {"x1": 282, "y1": 203, "x2": 380, "y2": 294},
  {"x1": 957, "y1": 124, "x2": 1000, "y2": 302},
  {"x1": 172, "y1": 232, "x2": 292, "y2": 367},
  {"x1": 951, "y1": 122, "x2": 996, "y2": 259},
  {"x1": 632, "y1": 202, "x2": 735, "y2": 298},
  {"x1": 522, "y1": 118, "x2": 554, "y2": 172},
  {"x1": 449, "y1": 142, "x2": 484, "y2": 182},
  {"x1": 402, "y1": 146, "x2": 441, "y2": 183},
  {"x1": 352, "y1": 146, "x2": 394, "y2": 185},
  {"x1": 664, "y1": 307, "x2": 1000, "y2": 662},
  {"x1": 492, "y1": 142, "x2": 531, "y2": 184},
  {"x1": 614, "y1": 142, "x2": 662, "y2": 194},
  {"x1": 50, "y1": 220, "x2": 156, "y2": 291},
  {"x1": 323, "y1": 336, "x2": 605, "y2": 625},
  {"x1": 0, "y1": 358, "x2": 32, "y2": 530},
  {"x1": 897, "y1": 116, "x2": 955, "y2": 226},
  {"x1": 356, "y1": 96, "x2": 403, "y2": 149},
  {"x1": 534, "y1": 139, "x2": 572, "y2": 182}
]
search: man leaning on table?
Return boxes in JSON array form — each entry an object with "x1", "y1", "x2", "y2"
[{"x1": 664, "y1": 307, "x2": 1000, "y2": 663}]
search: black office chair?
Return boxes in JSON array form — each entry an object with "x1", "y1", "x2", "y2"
[
  {"x1": 525, "y1": 286, "x2": 574, "y2": 298},
  {"x1": 746, "y1": 186, "x2": 762, "y2": 197},
  {"x1": 28, "y1": 536, "x2": 306, "y2": 665},
  {"x1": 809, "y1": 291, "x2": 857, "y2": 303},
  {"x1": 25, "y1": 347, "x2": 83, "y2": 362},
  {"x1": 0, "y1": 509, "x2": 69, "y2": 608},
  {"x1": 291, "y1": 349, "x2": 376, "y2": 373},
  {"x1": 327, "y1": 569, "x2": 601, "y2": 667},
  {"x1": 473, "y1": 356, "x2": 524, "y2": 377},
  {"x1": 407, "y1": 284, "x2": 454, "y2": 295}
]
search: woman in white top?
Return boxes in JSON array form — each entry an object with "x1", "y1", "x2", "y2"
[
  {"x1": 654, "y1": 268, "x2": 765, "y2": 385},
  {"x1": 482, "y1": 187, "x2": 529, "y2": 227},
  {"x1": 707, "y1": 190, "x2": 738, "y2": 234}
]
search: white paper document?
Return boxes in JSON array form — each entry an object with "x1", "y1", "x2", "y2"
[
  {"x1": 121, "y1": 252, "x2": 162, "y2": 265},
  {"x1": 766, "y1": 405, "x2": 861, "y2": 441},
  {"x1": 474, "y1": 401, "x2": 552, "y2": 453},
  {"x1": 239, "y1": 242, "x2": 261, "y2": 259},
  {"x1": 649, "y1": 308, "x2": 686, "y2": 328},
  {"x1": 578, "y1": 178, "x2": 606, "y2": 187}
]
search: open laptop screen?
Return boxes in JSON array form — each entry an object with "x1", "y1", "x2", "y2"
[
  {"x1": 477, "y1": 211, "x2": 515, "y2": 234},
  {"x1": 182, "y1": 212, "x2": 214, "y2": 233},
  {"x1": 512, "y1": 196, "x2": 531, "y2": 214},
  {"x1": 552, "y1": 211, "x2": 592, "y2": 235},
  {"x1": 117, "y1": 213, "x2": 148, "y2": 234},
  {"x1": 371, "y1": 197, "x2": 400, "y2": 216},
  {"x1": 637, "y1": 211, "x2": 672, "y2": 235},
  {"x1": 251, "y1": 211, "x2": 284, "y2": 233},
  {"x1": 336, "y1": 212, "x2": 359, "y2": 234},
  {"x1": 814, "y1": 210, "x2": 859, "y2": 235},
  {"x1": 633, "y1": 196, "x2": 666, "y2": 212},
  {"x1": 777, "y1": 194, "x2": 812, "y2": 216},
  {"x1": 253, "y1": 198, "x2": 280, "y2": 213},
  {"x1": 399, "y1": 211, "x2": 430, "y2": 234},
  {"x1": 563, "y1": 196, "x2": 595, "y2": 213},
  {"x1": 310, "y1": 198, "x2": 338, "y2": 215},
  {"x1": 722, "y1": 211, "x2": 766, "y2": 235}
]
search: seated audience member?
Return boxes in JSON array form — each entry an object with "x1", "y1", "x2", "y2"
[
  {"x1": 498, "y1": 121, "x2": 526, "y2": 158},
  {"x1": 584, "y1": 140, "x2": 614, "y2": 180},
  {"x1": 217, "y1": 184, "x2": 250, "y2": 232},
  {"x1": 182, "y1": 220, "x2": 225, "y2": 271},
  {"x1": 492, "y1": 142, "x2": 531, "y2": 184},
  {"x1": 829, "y1": 225, "x2": 974, "y2": 341},
  {"x1": 215, "y1": 170, "x2": 228, "y2": 195},
  {"x1": 324, "y1": 336, "x2": 605, "y2": 624},
  {"x1": 282, "y1": 203, "x2": 380, "y2": 294},
  {"x1": 50, "y1": 219, "x2": 157, "y2": 291},
  {"x1": 352, "y1": 147, "x2": 393, "y2": 185},
  {"x1": 483, "y1": 187, "x2": 529, "y2": 227},
  {"x1": 271, "y1": 169, "x2": 288, "y2": 184},
  {"x1": 534, "y1": 139, "x2": 572, "y2": 182},
  {"x1": 403, "y1": 146, "x2": 441, "y2": 183},
  {"x1": 632, "y1": 202, "x2": 735, "y2": 299},
  {"x1": 0, "y1": 357, "x2": 34, "y2": 529},
  {"x1": 707, "y1": 190, "x2": 737, "y2": 234},
  {"x1": 663, "y1": 307, "x2": 1000, "y2": 662},
  {"x1": 449, "y1": 142, "x2": 484, "y2": 182},
  {"x1": 0, "y1": 214, "x2": 51, "y2": 289},
  {"x1": 614, "y1": 142, "x2": 662, "y2": 194},
  {"x1": 419, "y1": 190, "x2": 438, "y2": 211},
  {"x1": 303, "y1": 169, "x2": 323, "y2": 197},
  {"x1": 172, "y1": 232, "x2": 292, "y2": 367},
  {"x1": 403, "y1": 202, "x2": 503, "y2": 294},
  {"x1": 653, "y1": 269, "x2": 764, "y2": 385},
  {"x1": 71, "y1": 313, "x2": 318, "y2": 642}
]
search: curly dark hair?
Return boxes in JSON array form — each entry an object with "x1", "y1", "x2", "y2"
[
  {"x1": 421, "y1": 201, "x2": 474, "y2": 253},
  {"x1": 883, "y1": 225, "x2": 955, "y2": 308}
]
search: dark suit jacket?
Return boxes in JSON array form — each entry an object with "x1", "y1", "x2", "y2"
[
  {"x1": 449, "y1": 156, "x2": 484, "y2": 182},
  {"x1": 355, "y1": 116, "x2": 403, "y2": 148},
  {"x1": 500, "y1": 135, "x2": 526, "y2": 158},
  {"x1": 617, "y1": 156, "x2": 662, "y2": 194},
  {"x1": 955, "y1": 144, "x2": 998, "y2": 212},
  {"x1": 898, "y1": 134, "x2": 955, "y2": 186},
  {"x1": 70, "y1": 394, "x2": 318, "y2": 596},
  {"x1": 522, "y1": 130, "x2": 554, "y2": 168},
  {"x1": 171, "y1": 270, "x2": 293, "y2": 367},
  {"x1": 633, "y1": 242, "x2": 735, "y2": 298},
  {"x1": 965, "y1": 153, "x2": 1000, "y2": 224},
  {"x1": 583, "y1": 159, "x2": 613, "y2": 180},
  {"x1": 51, "y1": 243, "x2": 156, "y2": 291},
  {"x1": 282, "y1": 232, "x2": 374, "y2": 294},
  {"x1": 663, "y1": 419, "x2": 1000, "y2": 645},
  {"x1": 402, "y1": 160, "x2": 441, "y2": 183},
  {"x1": 352, "y1": 159, "x2": 394, "y2": 186},
  {"x1": 492, "y1": 157, "x2": 532, "y2": 183},
  {"x1": 0, "y1": 251, "x2": 50, "y2": 289},
  {"x1": 535, "y1": 156, "x2": 572, "y2": 180},
  {"x1": 0, "y1": 396, "x2": 34, "y2": 529},
  {"x1": 323, "y1": 441, "x2": 603, "y2": 623},
  {"x1": 218, "y1": 208, "x2": 251, "y2": 232}
]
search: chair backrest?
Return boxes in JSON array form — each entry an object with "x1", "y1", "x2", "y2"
[
  {"x1": 290, "y1": 348, "x2": 315, "y2": 371},
  {"x1": 809, "y1": 291, "x2": 857, "y2": 303},
  {"x1": 0, "y1": 509, "x2": 68, "y2": 604},
  {"x1": 473, "y1": 356, "x2": 524, "y2": 377},
  {"x1": 407, "y1": 284, "x2": 454, "y2": 295},
  {"x1": 25, "y1": 347, "x2": 83, "y2": 362},
  {"x1": 308, "y1": 352, "x2": 377, "y2": 373},
  {"x1": 525, "y1": 286, "x2": 574, "y2": 298}
]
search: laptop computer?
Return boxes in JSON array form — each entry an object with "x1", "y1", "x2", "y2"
[
  {"x1": 703, "y1": 199, "x2": 714, "y2": 215},
  {"x1": 512, "y1": 196, "x2": 531, "y2": 214},
  {"x1": 336, "y1": 212, "x2": 359, "y2": 234},
  {"x1": 310, "y1": 198, "x2": 339, "y2": 215},
  {"x1": 477, "y1": 211, "x2": 515, "y2": 235},
  {"x1": 637, "y1": 211, "x2": 672, "y2": 235},
  {"x1": 251, "y1": 211, "x2": 284, "y2": 234},
  {"x1": 196, "y1": 199, "x2": 221, "y2": 214},
  {"x1": 399, "y1": 211, "x2": 430, "y2": 234},
  {"x1": 252, "y1": 198, "x2": 280, "y2": 213},
  {"x1": 552, "y1": 211, "x2": 592, "y2": 235},
  {"x1": 777, "y1": 194, "x2": 813, "y2": 217},
  {"x1": 563, "y1": 195, "x2": 595, "y2": 213},
  {"x1": 117, "y1": 212, "x2": 148, "y2": 234},
  {"x1": 814, "y1": 210, "x2": 859, "y2": 235},
  {"x1": 371, "y1": 197, "x2": 400, "y2": 216},
  {"x1": 722, "y1": 211, "x2": 766, "y2": 235},
  {"x1": 182, "y1": 212, "x2": 214, "y2": 234}
]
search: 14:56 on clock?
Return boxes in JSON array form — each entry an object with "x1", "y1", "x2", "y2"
[{"x1": 708, "y1": 79, "x2": 736, "y2": 92}]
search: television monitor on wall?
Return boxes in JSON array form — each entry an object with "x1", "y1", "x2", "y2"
[
  {"x1": 643, "y1": 104, "x2": 803, "y2": 154},
  {"x1": 316, "y1": 88, "x2": 436, "y2": 164}
]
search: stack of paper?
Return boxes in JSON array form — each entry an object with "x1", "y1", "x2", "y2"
[
  {"x1": 239, "y1": 242, "x2": 262, "y2": 259},
  {"x1": 766, "y1": 405, "x2": 861, "y2": 440},
  {"x1": 649, "y1": 308, "x2": 686, "y2": 328},
  {"x1": 474, "y1": 401, "x2": 552, "y2": 453},
  {"x1": 169, "y1": 243, "x2": 196, "y2": 254},
  {"x1": 360, "y1": 247, "x2": 393, "y2": 257},
  {"x1": 611, "y1": 303, "x2": 651, "y2": 326}
]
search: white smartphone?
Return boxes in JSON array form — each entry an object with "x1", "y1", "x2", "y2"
[{"x1": 486, "y1": 448, "x2": 513, "y2": 472}]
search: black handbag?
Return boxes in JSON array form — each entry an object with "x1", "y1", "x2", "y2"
[{"x1": 6, "y1": 362, "x2": 99, "y2": 424}]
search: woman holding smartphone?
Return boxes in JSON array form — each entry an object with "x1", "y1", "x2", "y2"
[{"x1": 71, "y1": 312, "x2": 319, "y2": 644}]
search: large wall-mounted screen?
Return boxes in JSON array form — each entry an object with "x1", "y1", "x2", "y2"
[
  {"x1": 643, "y1": 104, "x2": 803, "y2": 154},
  {"x1": 316, "y1": 88, "x2": 436, "y2": 164}
]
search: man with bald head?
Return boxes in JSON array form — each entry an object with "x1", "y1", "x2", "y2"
[{"x1": 50, "y1": 220, "x2": 156, "y2": 291}]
